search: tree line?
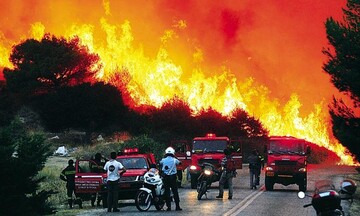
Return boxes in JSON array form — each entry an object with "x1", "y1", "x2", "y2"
[{"x1": 0, "y1": 34, "x2": 269, "y2": 145}]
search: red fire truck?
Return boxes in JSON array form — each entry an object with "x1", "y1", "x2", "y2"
[
  {"x1": 74, "y1": 148, "x2": 156, "y2": 206},
  {"x1": 264, "y1": 136, "x2": 310, "y2": 191},
  {"x1": 181, "y1": 134, "x2": 243, "y2": 189}
]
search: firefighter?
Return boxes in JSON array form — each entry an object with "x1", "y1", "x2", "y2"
[
  {"x1": 216, "y1": 148, "x2": 236, "y2": 199},
  {"x1": 60, "y1": 159, "x2": 82, "y2": 209},
  {"x1": 160, "y1": 147, "x2": 182, "y2": 211},
  {"x1": 248, "y1": 149, "x2": 261, "y2": 189},
  {"x1": 90, "y1": 153, "x2": 106, "y2": 207}
]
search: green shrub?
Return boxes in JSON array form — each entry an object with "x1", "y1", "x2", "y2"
[
  {"x1": 0, "y1": 119, "x2": 55, "y2": 215},
  {"x1": 119, "y1": 134, "x2": 167, "y2": 162},
  {"x1": 72, "y1": 134, "x2": 166, "y2": 162}
]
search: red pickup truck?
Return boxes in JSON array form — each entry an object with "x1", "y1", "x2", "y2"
[{"x1": 74, "y1": 148, "x2": 156, "y2": 206}]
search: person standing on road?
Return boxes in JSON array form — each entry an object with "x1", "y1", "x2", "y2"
[
  {"x1": 60, "y1": 159, "x2": 83, "y2": 209},
  {"x1": 216, "y1": 148, "x2": 236, "y2": 199},
  {"x1": 160, "y1": 147, "x2": 182, "y2": 211},
  {"x1": 248, "y1": 149, "x2": 261, "y2": 189},
  {"x1": 90, "y1": 152, "x2": 106, "y2": 207},
  {"x1": 103, "y1": 151, "x2": 126, "y2": 212},
  {"x1": 255, "y1": 150, "x2": 265, "y2": 186}
]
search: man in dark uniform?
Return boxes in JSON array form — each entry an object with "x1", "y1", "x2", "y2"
[
  {"x1": 216, "y1": 148, "x2": 236, "y2": 199},
  {"x1": 248, "y1": 149, "x2": 261, "y2": 189},
  {"x1": 90, "y1": 153, "x2": 106, "y2": 207},
  {"x1": 60, "y1": 159, "x2": 82, "y2": 209},
  {"x1": 160, "y1": 147, "x2": 182, "y2": 211},
  {"x1": 255, "y1": 150, "x2": 265, "y2": 186}
]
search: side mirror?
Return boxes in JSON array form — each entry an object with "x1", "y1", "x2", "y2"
[
  {"x1": 186, "y1": 151, "x2": 191, "y2": 157},
  {"x1": 297, "y1": 191, "x2": 306, "y2": 199}
]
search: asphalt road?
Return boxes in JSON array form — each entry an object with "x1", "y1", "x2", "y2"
[{"x1": 77, "y1": 164, "x2": 358, "y2": 216}]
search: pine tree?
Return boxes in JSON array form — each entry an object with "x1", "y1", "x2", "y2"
[
  {"x1": 323, "y1": 0, "x2": 360, "y2": 161},
  {"x1": 0, "y1": 119, "x2": 55, "y2": 215}
]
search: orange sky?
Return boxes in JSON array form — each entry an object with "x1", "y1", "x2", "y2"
[
  {"x1": 1, "y1": 1, "x2": 355, "y2": 163},
  {"x1": 0, "y1": 0, "x2": 346, "y2": 111}
]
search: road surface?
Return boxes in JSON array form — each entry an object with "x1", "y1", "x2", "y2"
[{"x1": 77, "y1": 164, "x2": 358, "y2": 216}]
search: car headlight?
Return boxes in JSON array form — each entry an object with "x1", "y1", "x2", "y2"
[
  {"x1": 204, "y1": 169, "x2": 212, "y2": 175},
  {"x1": 298, "y1": 168, "x2": 306, "y2": 172},
  {"x1": 265, "y1": 167, "x2": 273, "y2": 171},
  {"x1": 190, "y1": 165, "x2": 198, "y2": 170}
]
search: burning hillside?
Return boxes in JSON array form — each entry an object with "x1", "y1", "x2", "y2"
[{"x1": 0, "y1": 0, "x2": 356, "y2": 164}]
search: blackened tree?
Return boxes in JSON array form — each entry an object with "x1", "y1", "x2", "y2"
[
  {"x1": 323, "y1": 0, "x2": 360, "y2": 161},
  {"x1": 228, "y1": 108, "x2": 268, "y2": 138},
  {"x1": 194, "y1": 107, "x2": 228, "y2": 136},
  {"x1": 3, "y1": 34, "x2": 100, "y2": 96},
  {"x1": 34, "y1": 82, "x2": 127, "y2": 133},
  {"x1": 148, "y1": 97, "x2": 195, "y2": 143},
  {"x1": 0, "y1": 119, "x2": 55, "y2": 215}
]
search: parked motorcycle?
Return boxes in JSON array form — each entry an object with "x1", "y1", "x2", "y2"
[
  {"x1": 135, "y1": 167, "x2": 166, "y2": 211},
  {"x1": 297, "y1": 179, "x2": 357, "y2": 216},
  {"x1": 197, "y1": 162, "x2": 220, "y2": 200}
]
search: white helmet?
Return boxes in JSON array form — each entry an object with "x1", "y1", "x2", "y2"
[{"x1": 165, "y1": 147, "x2": 175, "y2": 155}]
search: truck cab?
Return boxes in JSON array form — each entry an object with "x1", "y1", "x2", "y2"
[
  {"x1": 186, "y1": 134, "x2": 243, "y2": 189},
  {"x1": 264, "y1": 136, "x2": 310, "y2": 191},
  {"x1": 74, "y1": 148, "x2": 156, "y2": 206},
  {"x1": 112, "y1": 148, "x2": 156, "y2": 199}
]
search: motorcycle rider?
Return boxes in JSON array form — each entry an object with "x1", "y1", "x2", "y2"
[
  {"x1": 216, "y1": 148, "x2": 236, "y2": 199},
  {"x1": 160, "y1": 147, "x2": 182, "y2": 211},
  {"x1": 60, "y1": 159, "x2": 83, "y2": 209}
]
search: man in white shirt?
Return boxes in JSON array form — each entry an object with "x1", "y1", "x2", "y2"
[{"x1": 104, "y1": 152, "x2": 126, "y2": 212}]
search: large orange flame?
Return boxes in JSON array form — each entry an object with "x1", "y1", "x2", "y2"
[{"x1": 0, "y1": 0, "x2": 356, "y2": 165}]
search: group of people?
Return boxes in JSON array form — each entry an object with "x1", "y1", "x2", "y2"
[{"x1": 60, "y1": 147, "x2": 264, "y2": 212}]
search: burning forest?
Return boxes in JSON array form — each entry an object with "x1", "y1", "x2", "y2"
[{"x1": 0, "y1": 0, "x2": 357, "y2": 164}]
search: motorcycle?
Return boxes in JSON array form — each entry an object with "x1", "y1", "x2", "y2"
[
  {"x1": 135, "y1": 167, "x2": 166, "y2": 211},
  {"x1": 297, "y1": 179, "x2": 357, "y2": 216},
  {"x1": 197, "y1": 162, "x2": 220, "y2": 200}
]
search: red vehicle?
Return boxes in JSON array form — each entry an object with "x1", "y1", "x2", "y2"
[
  {"x1": 184, "y1": 134, "x2": 243, "y2": 189},
  {"x1": 74, "y1": 148, "x2": 156, "y2": 206},
  {"x1": 264, "y1": 136, "x2": 310, "y2": 191}
]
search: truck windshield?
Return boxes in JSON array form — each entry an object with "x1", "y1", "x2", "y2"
[
  {"x1": 269, "y1": 140, "x2": 305, "y2": 155},
  {"x1": 117, "y1": 157, "x2": 148, "y2": 169},
  {"x1": 193, "y1": 140, "x2": 227, "y2": 153}
]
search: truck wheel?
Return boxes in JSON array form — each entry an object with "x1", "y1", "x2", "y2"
[
  {"x1": 191, "y1": 174, "x2": 198, "y2": 189},
  {"x1": 265, "y1": 177, "x2": 274, "y2": 191}
]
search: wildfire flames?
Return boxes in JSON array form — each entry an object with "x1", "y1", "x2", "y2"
[{"x1": 0, "y1": 0, "x2": 356, "y2": 164}]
